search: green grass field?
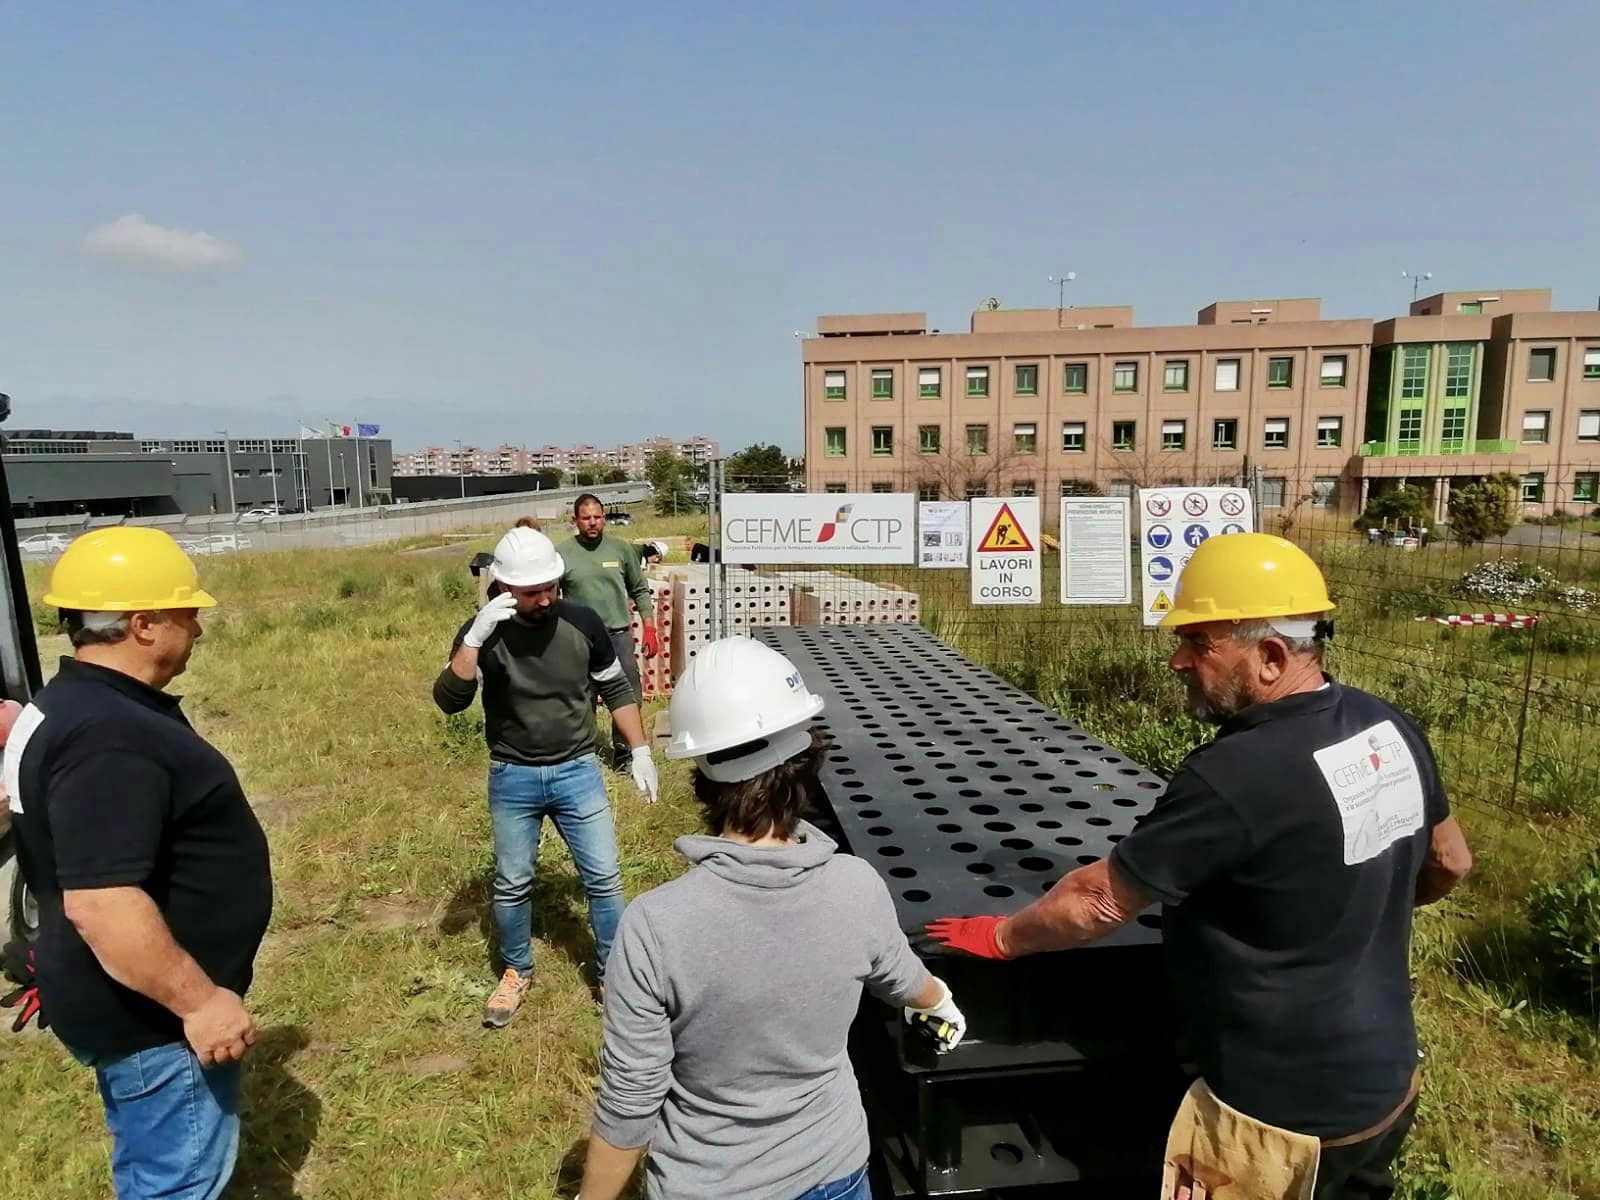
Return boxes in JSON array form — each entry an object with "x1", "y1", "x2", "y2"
[{"x1": 1, "y1": 512, "x2": 1598, "y2": 1198}]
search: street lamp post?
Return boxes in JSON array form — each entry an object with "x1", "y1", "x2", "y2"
[
  {"x1": 219, "y1": 431, "x2": 237, "y2": 514},
  {"x1": 455, "y1": 440, "x2": 466, "y2": 498},
  {"x1": 1402, "y1": 270, "x2": 1433, "y2": 305}
]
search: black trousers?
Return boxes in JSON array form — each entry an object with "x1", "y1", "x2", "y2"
[{"x1": 1313, "y1": 1097, "x2": 1419, "y2": 1200}]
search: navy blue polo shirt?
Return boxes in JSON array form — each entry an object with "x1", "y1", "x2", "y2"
[
  {"x1": 1110, "y1": 679, "x2": 1447, "y2": 1138},
  {"x1": 6, "y1": 658, "x2": 273, "y2": 1055}
]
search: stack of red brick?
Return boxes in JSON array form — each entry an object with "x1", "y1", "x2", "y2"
[{"x1": 627, "y1": 576, "x2": 676, "y2": 699}]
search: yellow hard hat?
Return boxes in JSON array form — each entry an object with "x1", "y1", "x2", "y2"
[
  {"x1": 1160, "y1": 532, "x2": 1333, "y2": 629},
  {"x1": 42, "y1": 528, "x2": 218, "y2": 611}
]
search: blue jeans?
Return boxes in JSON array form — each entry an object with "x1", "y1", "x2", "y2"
[
  {"x1": 69, "y1": 1040, "x2": 241, "y2": 1200},
  {"x1": 488, "y1": 754, "x2": 624, "y2": 978},
  {"x1": 794, "y1": 1165, "x2": 870, "y2": 1200}
]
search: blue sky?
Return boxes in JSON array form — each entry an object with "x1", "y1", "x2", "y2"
[{"x1": 3, "y1": 1, "x2": 1596, "y2": 454}]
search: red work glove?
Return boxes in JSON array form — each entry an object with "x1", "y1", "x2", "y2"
[
  {"x1": 925, "y1": 916, "x2": 1010, "y2": 960},
  {"x1": 641, "y1": 622, "x2": 661, "y2": 659},
  {"x1": 2, "y1": 943, "x2": 46, "y2": 1033}
]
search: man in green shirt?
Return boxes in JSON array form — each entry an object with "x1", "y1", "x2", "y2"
[{"x1": 558, "y1": 494, "x2": 659, "y2": 768}]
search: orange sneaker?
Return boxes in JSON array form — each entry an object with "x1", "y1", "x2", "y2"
[{"x1": 483, "y1": 968, "x2": 532, "y2": 1028}]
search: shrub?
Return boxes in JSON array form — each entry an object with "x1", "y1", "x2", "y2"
[
  {"x1": 1445, "y1": 474, "x2": 1519, "y2": 546},
  {"x1": 1455, "y1": 559, "x2": 1557, "y2": 606},
  {"x1": 1527, "y1": 850, "x2": 1600, "y2": 1001},
  {"x1": 1353, "y1": 484, "x2": 1431, "y2": 533}
]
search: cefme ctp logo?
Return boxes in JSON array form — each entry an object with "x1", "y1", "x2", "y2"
[
  {"x1": 816, "y1": 505, "x2": 852, "y2": 543},
  {"x1": 721, "y1": 493, "x2": 916, "y2": 564},
  {"x1": 1327, "y1": 730, "x2": 1406, "y2": 789}
]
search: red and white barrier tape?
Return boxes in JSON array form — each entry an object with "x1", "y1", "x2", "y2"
[{"x1": 1414, "y1": 612, "x2": 1541, "y2": 629}]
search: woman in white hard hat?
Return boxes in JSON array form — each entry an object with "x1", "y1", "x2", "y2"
[{"x1": 576, "y1": 637, "x2": 965, "y2": 1200}]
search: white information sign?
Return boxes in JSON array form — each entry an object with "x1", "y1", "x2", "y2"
[
  {"x1": 1059, "y1": 497, "x2": 1131, "y2": 605},
  {"x1": 1136, "y1": 485, "x2": 1255, "y2": 626},
  {"x1": 918, "y1": 501, "x2": 969, "y2": 568},
  {"x1": 969, "y1": 497, "x2": 1041, "y2": 605},
  {"x1": 721, "y1": 493, "x2": 916, "y2": 564}
]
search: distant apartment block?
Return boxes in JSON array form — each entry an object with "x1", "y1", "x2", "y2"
[
  {"x1": 801, "y1": 291, "x2": 1600, "y2": 517},
  {"x1": 394, "y1": 435, "x2": 719, "y2": 478}
]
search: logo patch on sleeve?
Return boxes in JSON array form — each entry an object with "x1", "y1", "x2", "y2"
[{"x1": 1312, "y1": 720, "x2": 1425, "y2": 865}]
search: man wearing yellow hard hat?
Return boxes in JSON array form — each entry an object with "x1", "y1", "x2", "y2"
[
  {"x1": 3, "y1": 527, "x2": 272, "y2": 1200},
  {"x1": 928, "y1": 533, "x2": 1472, "y2": 1199}
]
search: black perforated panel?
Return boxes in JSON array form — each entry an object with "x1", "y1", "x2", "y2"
[{"x1": 757, "y1": 624, "x2": 1167, "y2": 949}]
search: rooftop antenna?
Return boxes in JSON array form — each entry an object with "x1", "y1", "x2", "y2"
[
  {"x1": 1047, "y1": 272, "x2": 1077, "y2": 327},
  {"x1": 1402, "y1": 270, "x2": 1432, "y2": 305}
]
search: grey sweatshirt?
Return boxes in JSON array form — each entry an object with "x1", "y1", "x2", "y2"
[{"x1": 592, "y1": 822, "x2": 928, "y2": 1200}]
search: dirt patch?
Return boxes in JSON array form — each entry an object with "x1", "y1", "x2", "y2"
[
  {"x1": 357, "y1": 896, "x2": 439, "y2": 930},
  {"x1": 404, "y1": 1053, "x2": 469, "y2": 1077}
]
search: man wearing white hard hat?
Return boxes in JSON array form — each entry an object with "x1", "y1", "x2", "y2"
[
  {"x1": 577, "y1": 637, "x2": 965, "y2": 1200},
  {"x1": 433, "y1": 526, "x2": 659, "y2": 1028}
]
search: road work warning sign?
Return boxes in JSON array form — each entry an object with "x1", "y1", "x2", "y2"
[{"x1": 970, "y1": 497, "x2": 1041, "y2": 606}]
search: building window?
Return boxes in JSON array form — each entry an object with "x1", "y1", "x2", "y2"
[
  {"x1": 1212, "y1": 418, "x2": 1238, "y2": 449},
  {"x1": 1112, "y1": 420, "x2": 1136, "y2": 451},
  {"x1": 1312, "y1": 477, "x2": 1339, "y2": 508},
  {"x1": 205, "y1": 440, "x2": 227, "y2": 453},
  {"x1": 257, "y1": 467, "x2": 281, "y2": 477},
  {"x1": 1578, "y1": 410, "x2": 1600, "y2": 443},
  {"x1": 823, "y1": 370, "x2": 847, "y2": 400},
  {"x1": 1316, "y1": 416, "x2": 1343, "y2": 448},
  {"x1": 871, "y1": 481, "x2": 893, "y2": 493},
  {"x1": 140, "y1": 441, "x2": 166, "y2": 453},
  {"x1": 1397, "y1": 410, "x2": 1423, "y2": 451},
  {"x1": 1444, "y1": 343, "x2": 1474, "y2": 399},
  {"x1": 1320, "y1": 355, "x2": 1348, "y2": 387},
  {"x1": 271, "y1": 439, "x2": 297, "y2": 453},
  {"x1": 1585, "y1": 348, "x2": 1600, "y2": 380},
  {"x1": 918, "y1": 424, "x2": 941, "y2": 454},
  {"x1": 1529, "y1": 348, "x2": 1558, "y2": 382},
  {"x1": 965, "y1": 484, "x2": 988, "y2": 499},
  {"x1": 1015, "y1": 364, "x2": 1038, "y2": 395},
  {"x1": 825, "y1": 427, "x2": 847, "y2": 457},
  {"x1": 1573, "y1": 472, "x2": 1598, "y2": 503},
  {"x1": 1267, "y1": 356, "x2": 1294, "y2": 388},
  {"x1": 1108, "y1": 479, "x2": 1134, "y2": 499},
  {"x1": 1522, "y1": 410, "x2": 1550, "y2": 444},
  {"x1": 1457, "y1": 301, "x2": 1482, "y2": 315},
  {"x1": 825, "y1": 482, "x2": 848, "y2": 494},
  {"x1": 1013, "y1": 422, "x2": 1037, "y2": 455},
  {"x1": 1161, "y1": 420, "x2": 1186, "y2": 451},
  {"x1": 1215, "y1": 358, "x2": 1241, "y2": 392},
  {"x1": 1164, "y1": 360, "x2": 1189, "y2": 391},
  {"x1": 232, "y1": 468, "x2": 251, "y2": 479},
  {"x1": 871, "y1": 426, "x2": 894, "y2": 456},
  {"x1": 1063, "y1": 362, "x2": 1088, "y2": 394},
  {"x1": 1263, "y1": 417, "x2": 1290, "y2": 449},
  {"x1": 1400, "y1": 345, "x2": 1429, "y2": 399},
  {"x1": 919, "y1": 367, "x2": 942, "y2": 398},
  {"x1": 1061, "y1": 421, "x2": 1086, "y2": 452},
  {"x1": 236, "y1": 439, "x2": 268, "y2": 453},
  {"x1": 1440, "y1": 407, "x2": 1468, "y2": 449},
  {"x1": 1260, "y1": 477, "x2": 1287, "y2": 507},
  {"x1": 1521, "y1": 473, "x2": 1545, "y2": 503},
  {"x1": 966, "y1": 366, "x2": 990, "y2": 397},
  {"x1": 1112, "y1": 362, "x2": 1138, "y2": 393},
  {"x1": 1060, "y1": 479, "x2": 1096, "y2": 497},
  {"x1": 173, "y1": 440, "x2": 202, "y2": 453},
  {"x1": 1012, "y1": 479, "x2": 1036, "y2": 497},
  {"x1": 871, "y1": 368, "x2": 894, "y2": 399},
  {"x1": 917, "y1": 481, "x2": 941, "y2": 501},
  {"x1": 965, "y1": 424, "x2": 989, "y2": 455}
]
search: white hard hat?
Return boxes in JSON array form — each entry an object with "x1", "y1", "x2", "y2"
[
  {"x1": 667, "y1": 637, "x2": 826, "y2": 782},
  {"x1": 646, "y1": 539, "x2": 669, "y2": 558},
  {"x1": 490, "y1": 527, "x2": 564, "y2": 587}
]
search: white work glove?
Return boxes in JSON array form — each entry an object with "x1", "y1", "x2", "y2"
[
  {"x1": 903, "y1": 975, "x2": 966, "y2": 1054},
  {"x1": 463, "y1": 592, "x2": 517, "y2": 648},
  {"x1": 630, "y1": 745, "x2": 659, "y2": 805}
]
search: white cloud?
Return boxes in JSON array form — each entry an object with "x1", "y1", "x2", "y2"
[{"x1": 82, "y1": 214, "x2": 244, "y2": 271}]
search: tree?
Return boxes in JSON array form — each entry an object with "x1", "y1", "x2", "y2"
[
  {"x1": 1353, "y1": 482, "x2": 1432, "y2": 533},
  {"x1": 571, "y1": 459, "x2": 611, "y2": 486},
  {"x1": 1447, "y1": 472, "x2": 1520, "y2": 547},
  {"x1": 603, "y1": 467, "x2": 629, "y2": 484},
  {"x1": 533, "y1": 468, "x2": 563, "y2": 489},
  {"x1": 723, "y1": 443, "x2": 790, "y2": 491},
  {"x1": 645, "y1": 449, "x2": 695, "y2": 516}
]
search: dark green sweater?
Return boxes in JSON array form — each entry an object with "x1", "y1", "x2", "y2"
[{"x1": 557, "y1": 532, "x2": 654, "y2": 630}]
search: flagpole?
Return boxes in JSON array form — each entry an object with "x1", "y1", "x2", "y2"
[
  {"x1": 324, "y1": 422, "x2": 336, "y2": 507},
  {"x1": 269, "y1": 439, "x2": 280, "y2": 511},
  {"x1": 355, "y1": 432, "x2": 365, "y2": 509}
]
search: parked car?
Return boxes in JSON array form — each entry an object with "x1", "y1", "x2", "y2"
[
  {"x1": 18, "y1": 533, "x2": 70, "y2": 554},
  {"x1": 607, "y1": 510, "x2": 633, "y2": 526},
  {"x1": 203, "y1": 533, "x2": 254, "y2": 553},
  {"x1": 238, "y1": 508, "x2": 280, "y2": 521}
]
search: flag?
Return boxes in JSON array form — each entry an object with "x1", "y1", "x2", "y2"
[
  {"x1": 327, "y1": 421, "x2": 351, "y2": 437},
  {"x1": 298, "y1": 424, "x2": 321, "y2": 439},
  {"x1": 357, "y1": 423, "x2": 380, "y2": 437}
]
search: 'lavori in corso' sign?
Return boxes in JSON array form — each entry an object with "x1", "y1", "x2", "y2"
[{"x1": 720, "y1": 493, "x2": 917, "y2": 563}]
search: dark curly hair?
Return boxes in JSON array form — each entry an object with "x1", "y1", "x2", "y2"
[{"x1": 691, "y1": 730, "x2": 827, "y2": 840}]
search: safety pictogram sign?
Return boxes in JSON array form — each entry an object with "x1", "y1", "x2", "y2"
[
  {"x1": 1136, "y1": 486, "x2": 1254, "y2": 627},
  {"x1": 1149, "y1": 590, "x2": 1172, "y2": 614},
  {"x1": 976, "y1": 502, "x2": 1035, "y2": 553}
]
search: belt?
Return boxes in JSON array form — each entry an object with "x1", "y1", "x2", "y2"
[{"x1": 1320, "y1": 1068, "x2": 1423, "y2": 1150}]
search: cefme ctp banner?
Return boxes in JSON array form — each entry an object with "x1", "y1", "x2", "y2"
[{"x1": 720, "y1": 493, "x2": 917, "y2": 564}]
